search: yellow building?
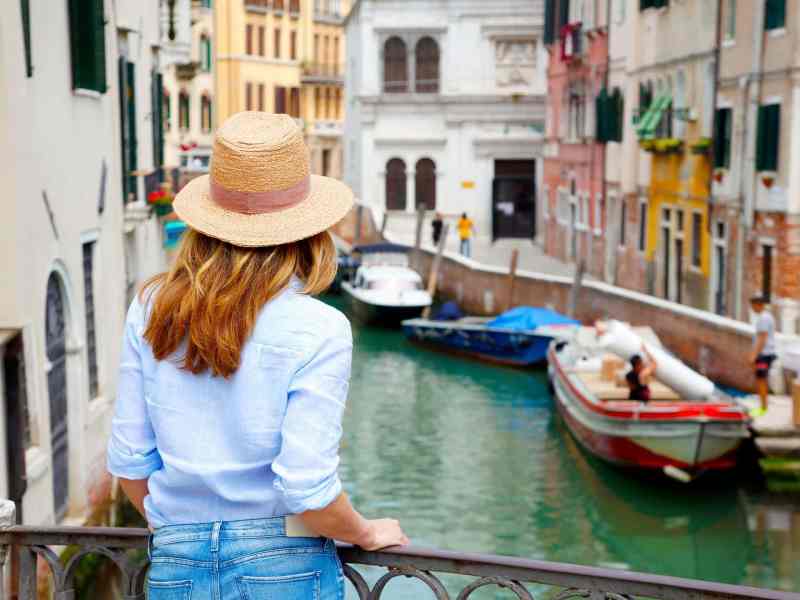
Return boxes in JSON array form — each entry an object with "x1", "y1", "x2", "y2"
[{"x1": 214, "y1": 0, "x2": 347, "y2": 178}]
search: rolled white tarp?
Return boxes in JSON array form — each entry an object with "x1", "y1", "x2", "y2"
[{"x1": 597, "y1": 320, "x2": 716, "y2": 401}]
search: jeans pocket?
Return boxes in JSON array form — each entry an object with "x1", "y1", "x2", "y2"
[
  {"x1": 148, "y1": 579, "x2": 193, "y2": 600},
  {"x1": 236, "y1": 571, "x2": 320, "y2": 600}
]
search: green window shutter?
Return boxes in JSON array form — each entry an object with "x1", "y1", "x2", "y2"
[
  {"x1": 765, "y1": 0, "x2": 786, "y2": 30},
  {"x1": 558, "y1": 0, "x2": 570, "y2": 29},
  {"x1": 92, "y1": 0, "x2": 107, "y2": 92},
  {"x1": 20, "y1": 0, "x2": 33, "y2": 77},
  {"x1": 118, "y1": 56, "x2": 130, "y2": 202},
  {"x1": 713, "y1": 108, "x2": 732, "y2": 169},
  {"x1": 152, "y1": 72, "x2": 164, "y2": 170},
  {"x1": 612, "y1": 88, "x2": 624, "y2": 142},
  {"x1": 756, "y1": 104, "x2": 780, "y2": 171},
  {"x1": 595, "y1": 88, "x2": 608, "y2": 142},
  {"x1": 126, "y1": 61, "x2": 138, "y2": 198},
  {"x1": 544, "y1": 0, "x2": 556, "y2": 45}
]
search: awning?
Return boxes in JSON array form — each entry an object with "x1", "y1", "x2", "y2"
[{"x1": 635, "y1": 93, "x2": 672, "y2": 139}]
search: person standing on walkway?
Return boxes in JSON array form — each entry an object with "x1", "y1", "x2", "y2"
[
  {"x1": 457, "y1": 212, "x2": 474, "y2": 257},
  {"x1": 107, "y1": 113, "x2": 407, "y2": 600},
  {"x1": 749, "y1": 295, "x2": 777, "y2": 417},
  {"x1": 431, "y1": 212, "x2": 444, "y2": 246}
]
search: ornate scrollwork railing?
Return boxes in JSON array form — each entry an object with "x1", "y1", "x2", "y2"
[{"x1": 0, "y1": 503, "x2": 796, "y2": 600}]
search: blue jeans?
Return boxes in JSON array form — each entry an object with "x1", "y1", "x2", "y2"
[
  {"x1": 147, "y1": 517, "x2": 344, "y2": 600},
  {"x1": 460, "y1": 238, "x2": 471, "y2": 258}
]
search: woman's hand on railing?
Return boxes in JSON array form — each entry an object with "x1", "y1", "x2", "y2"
[{"x1": 359, "y1": 518, "x2": 409, "y2": 551}]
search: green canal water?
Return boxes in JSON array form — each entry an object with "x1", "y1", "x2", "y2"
[{"x1": 328, "y1": 297, "x2": 800, "y2": 597}]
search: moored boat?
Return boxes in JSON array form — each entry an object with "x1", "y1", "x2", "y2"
[
  {"x1": 403, "y1": 306, "x2": 578, "y2": 367},
  {"x1": 548, "y1": 327, "x2": 750, "y2": 477},
  {"x1": 341, "y1": 243, "x2": 432, "y2": 326}
]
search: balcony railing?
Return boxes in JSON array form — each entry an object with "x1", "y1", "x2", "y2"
[
  {"x1": 0, "y1": 502, "x2": 794, "y2": 600},
  {"x1": 301, "y1": 62, "x2": 345, "y2": 84}
]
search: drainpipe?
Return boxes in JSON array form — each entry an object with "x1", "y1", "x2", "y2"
[
  {"x1": 707, "y1": 0, "x2": 722, "y2": 225},
  {"x1": 734, "y1": 0, "x2": 766, "y2": 321}
]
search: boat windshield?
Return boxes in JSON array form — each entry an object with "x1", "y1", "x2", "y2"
[{"x1": 367, "y1": 279, "x2": 422, "y2": 291}]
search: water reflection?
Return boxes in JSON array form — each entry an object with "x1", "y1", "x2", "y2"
[{"x1": 330, "y1": 298, "x2": 799, "y2": 595}]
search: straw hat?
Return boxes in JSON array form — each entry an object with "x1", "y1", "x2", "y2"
[{"x1": 173, "y1": 111, "x2": 353, "y2": 247}]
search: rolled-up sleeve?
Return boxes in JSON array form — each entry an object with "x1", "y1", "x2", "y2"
[
  {"x1": 272, "y1": 315, "x2": 352, "y2": 513},
  {"x1": 107, "y1": 299, "x2": 163, "y2": 480}
]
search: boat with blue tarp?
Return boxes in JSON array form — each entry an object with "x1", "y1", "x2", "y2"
[{"x1": 402, "y1": 305, "x2": 579, "y2": 366}]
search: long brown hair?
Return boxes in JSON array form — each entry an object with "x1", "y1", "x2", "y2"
[{"x1": 141, "y1": 229, "x2": 337, "y2": 378}]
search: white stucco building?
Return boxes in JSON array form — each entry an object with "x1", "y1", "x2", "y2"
[
  {"x1": 0, "y1": 0, "x2": 169, "y2": 526},
  {"x1": 344, "y1": 0, "x2": 546, "y2": 244}
]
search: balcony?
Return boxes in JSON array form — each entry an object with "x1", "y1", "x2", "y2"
[
  {"x1": 301, "y1": 61, "x2": 345, "y2": 85},
  {"x1": 175, "y1": 61, "x2": 199, "y2": 80},
  {"x1": 560, "y1": 22, "x2": 584, "y2": 63},
  {"x1": 0, "y1": 499, "x2": 786, "y2": 600},
  {"x1": 244, "y1": 0, "x2": 269, "y2": 13},
  {"x1": 314, "y1": 9, "x2": 344, "y2": 24}
]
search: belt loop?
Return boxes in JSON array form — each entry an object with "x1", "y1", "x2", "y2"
[{"x1": 211, "y1": 521, "x2": 222, "y2": 553}]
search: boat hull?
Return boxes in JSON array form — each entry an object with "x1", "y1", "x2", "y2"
[
  {"x1": 402, "y1": 320, "x2": 552, "y2": 366},
  {"x1": 344, "y1": 291, "x2": 427, "y2": 327},
  {"x1": 548, "y1": 348, "x2": 748, "y2": 473}
]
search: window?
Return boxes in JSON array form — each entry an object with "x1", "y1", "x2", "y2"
[
  {"x1": 335, "y1": 89, "x2": 341, "y2": 120},
  {"x1": 568, "y1": 86, "x2": 586, "y2": 141},
  {"x1": 724, "y1": 0, "x2": 736, "y2": 39},
  {"x1": 756, "y1": 103, "x2": 780, "y2": 171},
  {"x1": 544, "y1": 0, "x2": 571, "y2": 45},
  {"x1": 384, "y1": 37, "x2": 408, "y2": 93},
  {"x1": 151, "y1": 70, "x2": 164, "y2": 169},
  {"x1": 289, "y1": 87, "x2": 300, "y2": 117},
  {"x1": 200, "y1": 34, "x2": 212, "y2": 71},
  {"x1": 315, "y1": 87, "x2": 321, "y2": 118},
  {"x1": 21, "y1": 0, "x2": 33, "y2": 77},
  {"x1": 334, "y1": 36, "x2": 340, "y2": 64},
  {"x1": 596, "y1": 87, "x2": 624, "y2": 142},
  {"x1": 762, "y1": 244, "x2": 773, "y2": 302},
  {"x1": 415, "y1": 37, "x2": 439, "y2": 93},
  {"x1": 415, "y1": 158, "x2": 436, "y2": 210},
  {"x1": 691, "y1": 212, "x2": 702, "y2": 268},
  {"x1": 324, "y1": 36, "x2": 330, "y2": 64},
  {"x1": 314, "y1": 34, "x2": 320, "y2": 62},
  {"x1": 325, "y1": 88, "x2": 331, "y2": 119},
  {"x1": 119, "y1": 58, "x2": 138, "y2": 202},
  {"x1": 619, "y1": 200, "x2": 627, "y2": 246},
  {"x1": 258, "y1": 26, "x2": 265, "y2": 56},
  {"x1": 638, "y1": 199, "x2": 648, "y2": 251},
  {"x1": 713, "y1": 107, "x2": 732, "y2": 168},
  {"x1": 246, "y1": 24, "x2": 253, "y2": 54},
  {"x1": 179, "y1": 91, "x2": 190, "y2": 130},
  {"x1": 275, "y1": 86, "x2": 287, "y2": 113},
  {"x1": 386, "y1": 159, "x2": 407, "y2": 210},
  {"x1": 290, "y1": 30, "x2": 297, "y2": 60},
  {"x1": 82, "y1": 240, "x2": 99, "y2": 399},
  {"x1": 68, "y1": 0, "x2": 107, "y2": 92},
  {"x1": 765, "y1": 0, "x2": 785, "y2": 31},
  {"x1": 245, "y1": 82, "x2": 253, "y2": 111},
  {"x1": 201, "y1": 95, "x2": 212, "y2": 132},
  {"x1": 258, "y1": 83, "x2": 265, "y2": 111},
  {"x1": 640, "y1": 0, "x2": 669, "y2": 10},
  {"x1": 163, "y1": 90, "x2": 171, "y2": 131},
  {"x1": 274, "y1": 28, "x2": 281, "y2": 59},
  {"x1": 322, "y1": 149, "x2": 331, "y2": 176}
]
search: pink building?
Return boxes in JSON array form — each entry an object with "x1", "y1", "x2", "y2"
[{"x1": 541, "y1": 0, "x2": 617, "y2": 279}]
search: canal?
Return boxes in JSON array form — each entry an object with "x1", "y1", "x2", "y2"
[{"x1": 327, "y1": 297, "x2": 800, "y2": 597}]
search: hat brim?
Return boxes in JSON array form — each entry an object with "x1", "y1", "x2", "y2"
[{"x1": 173, "y1": 174, "x2": 355, "y2": 247}]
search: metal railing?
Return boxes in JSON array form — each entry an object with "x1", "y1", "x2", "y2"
[
  {"x1": 0, "y1": 504, "x2": 795, "y2": 600},
  {"x1": 301, "y1": 62, "x2": 345, "y2": 83}
]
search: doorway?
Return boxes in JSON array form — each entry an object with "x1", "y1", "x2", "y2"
[
  {"x1": 762, "y1": 244, "x2": 773, "y2": 302},
  {"x1": 711, "y1": 221, "x2": 727, "y2": 315},
  {"x1": 492, "y1": 160, "x2": 536, "y2": 240},
  {"x1": 46, "y1": 274, "x2": 69, "y2": 520}
]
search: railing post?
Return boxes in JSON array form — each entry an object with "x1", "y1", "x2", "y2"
[
  {"x1": 17, "y1": 548, "x2": 35, "y2": 600},
  {"x1": 0, "y1": 501, "x2": 15, "y2": 600}
]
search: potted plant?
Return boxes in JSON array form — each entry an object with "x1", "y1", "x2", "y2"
[
  {"x1": 761, "y1": 173, "x2": 776, "y2": 189},
  {"x1": 148, "y1": 185, "x2": 174, "y2": 217},
  {"x1": 690, "y1": 137, "x2": 712, "y2": 155},
  {"x1": 713, "y1": 168, "x2": 725, "y2": 183}
]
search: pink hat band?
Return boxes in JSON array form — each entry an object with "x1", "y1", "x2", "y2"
[{"x1": 209, "y1": 176, "x2": 311, "y2": 215}]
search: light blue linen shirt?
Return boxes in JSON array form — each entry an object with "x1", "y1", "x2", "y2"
[{"x1": 107, "y1": 279, "x2": 352, "y2": 528}]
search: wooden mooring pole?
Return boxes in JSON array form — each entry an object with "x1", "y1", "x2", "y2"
[
  {"x1": 414, "y1": 205, "x2": 425, "y2": 249},
  {"x1": 504, "y1": 249, "x2": 519, "y2": 312},
  {"x1": 567, "y1": 259, "x2": 586, "y2": 319},
  {"x1": 422, "y1": 223, "x2": 449, "y2": 319},
  {"x1": 380, "y1": 212, "x2": 388, "y2": 238}
]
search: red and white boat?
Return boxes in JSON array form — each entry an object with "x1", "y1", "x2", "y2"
[{"x1": 547, "y1": 327, "x2": 750, "y2": 476}]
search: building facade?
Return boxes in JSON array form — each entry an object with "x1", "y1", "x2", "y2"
[
  {"x1": 544, "y1": 0, "x2": 798, "y2": 333},
  {"x1": 344, "y1": 0, "x2": 547, "y2": 245},
  {"x1": 214, "y1": 0, "x2": 347, "y2": 178},
  {"x1": 542, "y1": 0, "x2": 611, "y2": 280},
  {"x1": 163, "y1": 0, "x2": 216, "y2": 173},
  {"x1": 0, "y1": 0, "x2": 169, "y2": 526}
]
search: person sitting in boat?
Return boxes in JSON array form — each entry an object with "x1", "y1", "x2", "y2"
[{"x1": 626, "y1": 345, "x2": 657, "y2": 402}]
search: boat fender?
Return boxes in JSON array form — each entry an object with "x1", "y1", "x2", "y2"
[{"x1": 663, "y1": 465, "x2": 692, "y2": 483}]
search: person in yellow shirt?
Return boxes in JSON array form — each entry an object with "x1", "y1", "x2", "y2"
[{"x1": 457, "y1": 212, "x2": 474, "y2": 257}]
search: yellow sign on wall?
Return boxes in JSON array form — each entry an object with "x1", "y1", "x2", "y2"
[{"x1": 461, "y1": 181, "x2": 475, "y2": 189}]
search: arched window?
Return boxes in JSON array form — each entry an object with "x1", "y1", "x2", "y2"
[
  {"x1": 385, "y1": 158, "x2": 407, "y2": 210},
  {"x1": 179, "y1": 91, "x2": 190, "y2": 131},
  {"x1": 383, "y1": 37, "x2": 408, "y2": 93},
  {"x1": 415, "y1": 37, "x2": 439, "y2": 93},
  {"x1": 201, "y1": 94, "x2": 212, "y2": 132},
  {"x1": 200, "y1": 34, "x2": 212, "y2": 72},
  {"x1": 415, "y1": 158, "x2": 436, "y2": 210}
]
